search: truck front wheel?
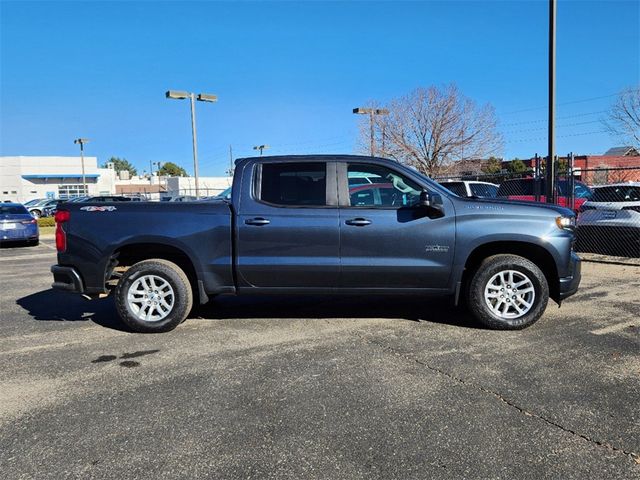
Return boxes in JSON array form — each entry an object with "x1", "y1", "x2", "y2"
[
  {"x1": 467, "y1": 254, "x2": 549, "y2": 330},
  {"x1": 115, "y1": 259, "x2": 193, "y2": 333}
]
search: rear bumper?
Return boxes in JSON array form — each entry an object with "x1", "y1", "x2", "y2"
[
  {"x1": 51, "y1": 265, "x2": 85, "y2": 293},
  {"x1": 558, "y1": 252, "x2": 581, "y2": 300}
]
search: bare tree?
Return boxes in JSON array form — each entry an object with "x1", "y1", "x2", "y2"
[
  {"x1": 603, "y1": 86, "x2": 640, "y2": 148},
  {"x1": 358, "y1": 84, "x2": 503, "y2": 176}
]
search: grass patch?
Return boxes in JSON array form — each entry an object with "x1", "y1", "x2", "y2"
[
  {"x1": 39, "y1": 226, "x2": 55, "y2": 236},
  {"x1": 37, "y1": 217, "x2": 55, "y2": 227}
]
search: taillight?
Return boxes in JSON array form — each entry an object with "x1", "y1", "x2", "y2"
[
  {"x1": 21, "y1": 219, "x2": 37, "y2": 225},
  {"x1": 55, "y1": 210, "x2": 70, "y2": 252}
]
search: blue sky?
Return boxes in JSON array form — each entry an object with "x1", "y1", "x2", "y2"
[{"x1": 1, "y1": 0, "x2": 638, "y2": 176}]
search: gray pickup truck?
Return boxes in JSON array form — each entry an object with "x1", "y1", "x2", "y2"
[{"x1": 51, "y1": 155, "x2": 581, "y2": 332}]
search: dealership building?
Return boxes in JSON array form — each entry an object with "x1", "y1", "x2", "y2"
[
  {"x1": 1, "y1": 156, "x2": 231, "y2": 202},
  {"x1": 0, "y1": 156, "x2": 117, "y2": 203}
]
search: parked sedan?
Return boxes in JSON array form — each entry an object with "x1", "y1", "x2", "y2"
[
  {"x1": 0, "y1": 203, "x2": 39, "y2": 246},
  {"x1": 27, "y1": 198, "x2": 59, "y2": 218},
  {"x1": 576, "y1": 183, "x2": 640, "y2": 258}
]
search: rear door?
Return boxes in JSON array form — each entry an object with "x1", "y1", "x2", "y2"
[
  {"x1": 338, "y1": 161, "x2": 455, "y2": 289},
  {"x1": 235, "y1": 161, "x2": 340, "y2": 289}
]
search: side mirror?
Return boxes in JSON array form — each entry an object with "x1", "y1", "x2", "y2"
[
  {"x1": 420, "y1": 190, "x2": 442, "y2": 207},
  {"x1": 419, "y1": 190, "x2": 444, "y2": 217},
  {"x1": 419, "y1": 190, "x2": 432, "y2": 207}
]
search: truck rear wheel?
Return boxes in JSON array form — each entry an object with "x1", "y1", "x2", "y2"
[
  {"x1": 115, "y1": 259, "x2": 193, "y2": 333},
  {"x1": 467, "y1": 254, "x2": 549, "y2": 330}
]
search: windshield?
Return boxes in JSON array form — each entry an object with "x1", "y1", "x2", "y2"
[
  {"x1": 592, "y1": 185, "x2": 640, "y2": 202},
  {"x1": 216, "y1": 187, "x2": 232, "y2": 199}
]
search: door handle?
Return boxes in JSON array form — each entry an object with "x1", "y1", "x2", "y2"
[
  {"x1": 345, "y1": 218, "x2": 372, "y2": 227},
  {"x1": 245, "y1": 217, "x2": 270, "y2": 226}
]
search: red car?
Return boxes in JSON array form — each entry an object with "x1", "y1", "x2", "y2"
[{"x1": 497, "y1": 178, "x2": 592, "y2": 212}]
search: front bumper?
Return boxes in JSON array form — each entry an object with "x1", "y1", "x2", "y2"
[
  {"x1": 558, "y1": 251, "x2": 581, "y2": 300},
  {"x1": 51, "y1": 265, "x2": 85, "y2": 293}
]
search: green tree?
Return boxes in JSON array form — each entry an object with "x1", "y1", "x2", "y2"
[
  {"x1": 103, "y1": 157, "x2": 137, "y2": 176},
  {"x1": 158, "y1": 162, "x2": 188, "y2": 177},
  {"x1": 506, "y1": 158, "x2": 528, "y2": 173},
  {"x1": 482, "y1": 157, "x2": 503, "y2": 174}
]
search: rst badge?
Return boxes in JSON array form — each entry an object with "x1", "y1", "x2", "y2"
[{"x1": 80, "y1": 206, "x2": 117, "y2": 212}]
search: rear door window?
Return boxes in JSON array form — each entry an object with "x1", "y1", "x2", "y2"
[{"x1": 259, "y1": 162, "x2": 327, "y2": 206}]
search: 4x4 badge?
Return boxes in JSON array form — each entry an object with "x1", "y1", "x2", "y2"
[{"x1": 80, "y1": 206, "x2": 117, "y2": 212}]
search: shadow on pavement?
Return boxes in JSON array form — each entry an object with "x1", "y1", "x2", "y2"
[
  {"x1": 194, "y1": 294, "x2": 481, "y2": 329},
  {"x1": 17, "y1": 290, "x2": 480, "y2": 331},
  {"x1": 16, "y1": 289, "x2": 128, "y2": 331}
]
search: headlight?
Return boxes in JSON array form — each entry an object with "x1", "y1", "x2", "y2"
[{"x1": 556, "y1": 216, "x2": 576, "y2": 230}]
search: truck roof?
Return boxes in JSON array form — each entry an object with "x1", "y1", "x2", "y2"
[{"x1": 234, "y1": 154, "x2": 391, "y2": 165}]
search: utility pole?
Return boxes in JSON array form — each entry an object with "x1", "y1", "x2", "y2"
[
  {"x1": 352, "y1": 107, "x2": 389, "y2": 156},
  {"x1": 546, "y1": 0, "x2": 556, "y2": 203},
  {"x1": 73, "y1": 138, "x2": 90, "y2": 195}
]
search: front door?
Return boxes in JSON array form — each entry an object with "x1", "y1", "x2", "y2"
[
  {"x1": 338, "y1": 162, "x2": 455, "y2": 289},
  {"x1": 236, "y1": 161, "x2": 340, "y2": 289}
]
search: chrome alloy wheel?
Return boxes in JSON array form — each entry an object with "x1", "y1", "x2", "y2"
[
  {"x1": 127, "y1": 274, "x2": 175, "y2": 322},
  {"x1": 484, "y1": 270, "x2": 535, "y2": 319}
]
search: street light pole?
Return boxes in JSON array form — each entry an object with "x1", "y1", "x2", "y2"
[
  {"x1": 546, "y1": 0, "x2": 556, "y2": 203},
  {"x1": 189, "y1": 93, "x2": 200, "y2": 197},
  {"x1": 253, "y1": 145, "x2": 269, "y2": 156},
  {"x1": 73, "y1": 138, "x2": 90, "y2": 195},
  {"x1": 166, "y1": 90, "x2": 217, "y2": 199},
  {"x1": 352, "y1": 107, "x2": 389, "y2": 156}
]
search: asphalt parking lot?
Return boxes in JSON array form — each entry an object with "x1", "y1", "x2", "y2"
[{"x1": 1, "y1": 239, "x2": 639, "y2": 479}]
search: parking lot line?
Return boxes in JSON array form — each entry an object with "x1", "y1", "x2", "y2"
[
  {"x1": 590, "y1": 321, "x2": 637, "y2": 335},
  {"x1": 0, "y1": 253, "x2": 54, "y2": 262}
]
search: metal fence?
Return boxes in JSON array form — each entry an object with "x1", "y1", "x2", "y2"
[{"x1": 435, "y1": 162, "x2": 640, "y2": 261}]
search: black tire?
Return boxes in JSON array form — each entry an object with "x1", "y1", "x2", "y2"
[
  {"x1": 115, "y1": 259, "x2": 193, "y2": 333},
  {"x1": 28, "y1": 239, "x2": 39, "y2": 247},
  {"x1": 466, "y1": 254, "x2": 549, "y2": 330}
]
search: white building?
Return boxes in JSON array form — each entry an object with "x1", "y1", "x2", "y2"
[
  {"x1": 0, "y1": 156, "x2": 117, "y2": 203},
  {"x1": 164, "y1": 176, "x2": 232, "y2": 198},
  {"x1": 1, "y1": 155, "x2": 232, "y2": 202}
]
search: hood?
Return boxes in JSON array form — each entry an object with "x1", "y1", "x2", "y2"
[{"x1": 457, "y1": 197, "x2": 575, "y2": 217}]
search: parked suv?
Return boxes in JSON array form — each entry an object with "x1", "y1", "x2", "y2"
[
  {"x1": 497, "y1": 178, "x2": 592, "y2": 212},
  {"x1": 576, "y1": 183, "x2": 640, "y2": 257}
]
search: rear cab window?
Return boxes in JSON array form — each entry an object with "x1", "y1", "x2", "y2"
[{"x1": 0, "y1": 205, "x2": 29, "y2": 215}]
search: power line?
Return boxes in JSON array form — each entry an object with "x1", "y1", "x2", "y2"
[
  {"x1": 500, "y1": 110, "x2": 606, "y2": 127},
  {"x1": 506, "y1": 129, "x2": 609, "y2": 143},
  {"x1": 501, "y1": 93, "x2": 618, "y2": 115},
  {"x1": 502, "y1": 119, "x2": 601, "y2": 134}
]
